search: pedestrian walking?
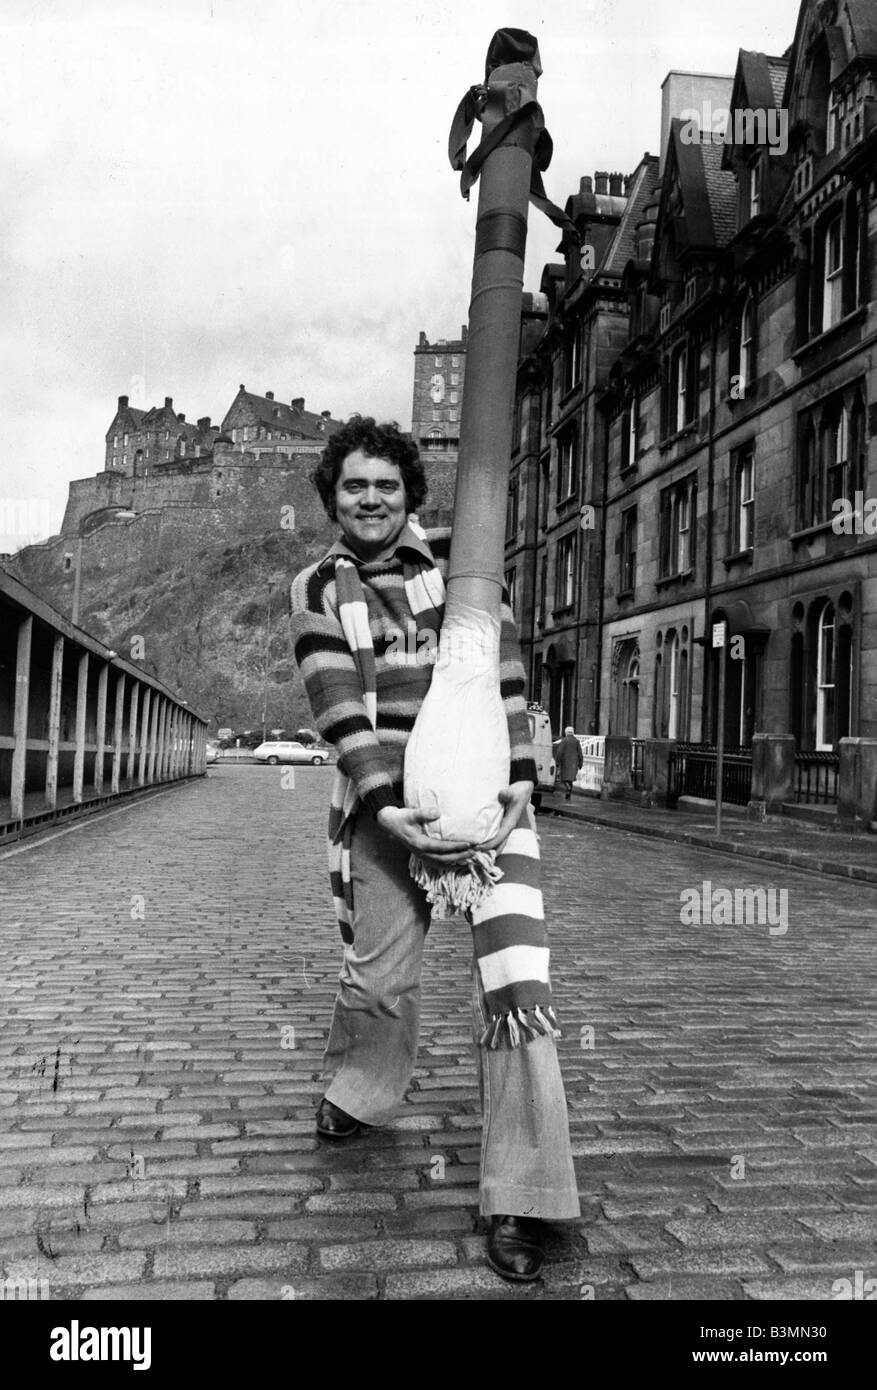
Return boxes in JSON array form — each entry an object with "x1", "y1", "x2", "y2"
[
  {"x1": 289, "y1": 416, "x2": 580, "y2": 1283},
  {"x1": 554, "y1": 726, "x2": 583, "y2": 800}
]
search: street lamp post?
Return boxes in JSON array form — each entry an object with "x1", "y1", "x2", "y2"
[{"x1": 261, "y1": 582, "x2": 276, "y2": 744}]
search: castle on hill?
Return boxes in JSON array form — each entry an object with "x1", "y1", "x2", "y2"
[{"x1": 61, "y1": 385, "x2": 344, "y2": 538}]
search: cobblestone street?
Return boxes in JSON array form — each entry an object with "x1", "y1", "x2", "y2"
[{"x1": 2, "y1": 764, "x2": 876, "y2": 1301}]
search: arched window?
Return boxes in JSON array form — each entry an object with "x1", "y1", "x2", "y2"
[
  {"x1": 667, "y1": 631, "x2": 680, "y2": 740},
  {"x1": 816, "y1": 601, "x2": 836, "y2": 750},
  {"x1": 739, "y1": 297, "x2": 754, "y2": 395},
  {"x1": 850, "y1": 391, "x2": 866, "y2": 494},
  {"x1": 623, "y1": 652, "x2": 640, "y2": 736},
  {"x1": 822, "y1": 214, "x2": 843, "y2": 331},
  {"x1": 674, "y1": 343, "x2": 688, "y2": 432},
  {"x1": 749, "y1": 163, "x2": 760, "y2": 219},
  {"x1": 826, "y1": 407, "x2": 849, "y2": 506}
]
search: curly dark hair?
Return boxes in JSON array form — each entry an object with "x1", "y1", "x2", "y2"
[{"x1": 310, "y1": 416, "x2": 428, "y2": 521}]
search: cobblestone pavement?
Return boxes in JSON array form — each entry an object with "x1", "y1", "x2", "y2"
[{"x1": 1, "y1": 764, "x2": 876, "y2": 1301}]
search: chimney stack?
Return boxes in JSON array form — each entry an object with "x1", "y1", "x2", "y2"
[
  {"x1": 580, "y1": 175, "x2": 593, "y2": 194},
  {"x1": 118, "y1": 394, "x2": 128, "y2": 410},
  {"x1": 609, "y1": 172, "x2": 624, "y2": 196},
  {"x1": 177, "y1": 412, "x2": 185, "y2": 422},
  {"x1": 594, "y1": 171, "x2": 609, "y2": 195},
  {"x1": 419, "y1": 331, "x2": 428, "y2": 346},
  {"x1": 321, "y1": 410, "x2": 332, "y2": 419},
  {"x1": 291, "y1": 397, "x2": 305, "y2": 411},
  {"x1": 198, "y1": 417, "x2": 211, "y2": 432},
  {"x1": 265, "y1": 391, "x2": 274, "y2": 400},
  {"x1": 165, "y1": 396, "x2": 173, "y2": 409}
]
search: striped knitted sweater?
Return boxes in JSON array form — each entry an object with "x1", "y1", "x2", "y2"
[{"x1": 289, "y1": 525, "x2": 537, "y2": 817}]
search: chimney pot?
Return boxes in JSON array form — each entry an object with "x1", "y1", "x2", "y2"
[
  {"x1": 198, "y1": 417, "x2": 211, "y2": 432},
  {"x1": 594, "y1": 171, "x2": 609, "y2": 195},
  {"x1": 265, "y1": 391, "x2": 274, "y2": 400},
  {"x1": 239, "y1": 384, "x2": 246, "y2": 392},
  {"x1": 580, "y1": 175, "x2": 593, "y2": 194},
  {"x1": 118, "y1": 395, "x2": 128, "y2": 410},
  {"x1": 321, "y1": 410, "x2": 331, "y2": 419},
  {"x1": 609, "y1": 172, "x2": 624, "y2": 196},
  {"x1": 419, "y1": 331, "x2": 427, "y2": 346},
  {"x1": 177, "y1": 412, "x2": 185, "y2": 422},
  {"x1": 291, "y1": 397, "x2": 305, "y2": 411}
]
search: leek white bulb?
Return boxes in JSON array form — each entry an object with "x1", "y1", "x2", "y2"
[{"x1": 404, "y1": 598, "x2": 509, "y2": 845}]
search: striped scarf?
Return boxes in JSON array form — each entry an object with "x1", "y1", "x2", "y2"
[{"x1": 327, "y1": 530, "x2": 559, "y2": 1049}]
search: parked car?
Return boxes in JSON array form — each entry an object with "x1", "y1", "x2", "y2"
[
  {"x1": 253, "y1": 740, "x2": 330, "y2": 766},
  {"x1": 526, "y1": 703, "x2": 555, "y2": 812}
]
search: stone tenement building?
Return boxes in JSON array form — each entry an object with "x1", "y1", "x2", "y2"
[{"x1": 505, "y1": 0, "x2": 877, "y2": 815}]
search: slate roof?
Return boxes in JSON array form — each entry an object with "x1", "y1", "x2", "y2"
[
  {"x1": 767, "y1": 58, "x2": 789, "y2": 107},
  {"x1": 699, "y1": 138, "x2": 739, "y2": 247},
  {"x1": 845, "y1": 0, "x2": 877, "y2": 60},
  {"x1": 601, "y1": 156, "x2": 661, "y2": 276},
  {"x1": 227, "y1": 389, "x2": 341, "y2": 441}
]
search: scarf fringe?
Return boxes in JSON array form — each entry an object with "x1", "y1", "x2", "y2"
[
  {"x1": 408, "y1": 849, "x2": 503, "y2": 920},
  {"x1": 477, "y1": 1005, "x2": 562, "y2": 1050}
]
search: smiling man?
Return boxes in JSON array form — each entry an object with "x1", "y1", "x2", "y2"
[{"x1": 289, "y1": 416, "x2": 580, "y2": 1281}]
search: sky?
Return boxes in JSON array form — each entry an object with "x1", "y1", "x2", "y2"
[{"x1": 1, "y1": 0, "x2": 804, "y2": 548}]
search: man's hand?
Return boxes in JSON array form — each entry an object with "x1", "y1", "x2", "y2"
[
  {"x1": 376, "y1": 806, "x2": 477, "y2": 865},
  {"x1": 478, "y1": 781, "x2": 534, "y2": 855}
]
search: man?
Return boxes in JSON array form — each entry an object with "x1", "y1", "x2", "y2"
[
  {"x1": 554, "y1": 726, "x2": 584, "y2": 800},
  {"x1": 289, "y1": 417, "x2": 580, "y2": 1282}
]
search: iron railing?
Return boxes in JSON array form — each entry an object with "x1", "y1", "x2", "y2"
[
  {"x1": 667, "y1": 743, "x2": 753, "y2": 807},
  {"x1": 794, "y1": 750, "x2": 839, "y2": 805}
]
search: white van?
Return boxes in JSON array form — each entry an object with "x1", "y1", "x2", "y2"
[{"x1": 526, "y1": 703, "x2": 555, "y2": 812}]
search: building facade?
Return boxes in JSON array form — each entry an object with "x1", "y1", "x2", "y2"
[
  {"x1": 411, "y1": 327, "x2": 468, "y2": 466},
  {"x1": 507, "y1": 0, "x2": 877, "y2": 783}
]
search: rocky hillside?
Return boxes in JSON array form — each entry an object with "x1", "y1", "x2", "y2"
[{"x1": 8, "y1": 519, "x2": 336, "y2": 734}]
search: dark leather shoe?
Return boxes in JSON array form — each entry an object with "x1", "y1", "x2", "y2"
[
  {"x1": 486, "y1": 1214, "x2": 545, "y2": 1282},
  {"x1": 316, "y1": 1097, "x2": 360, "y2": 1139}
]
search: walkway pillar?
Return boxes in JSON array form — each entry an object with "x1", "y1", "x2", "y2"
[
  {"x1": 138, "y1": 687, "x2": 152, "y2": 786},
  {"x1": 73, "y1": 650, "x2": 88, "y2": 804},
  {"x1": 111, "y1": 671, "x2": 125, "y2": 794},
  {"x1": 147, "y1": 693, "x2": 160, "y2": 784},
  {"x1": 10, "y1": 615, "x2": 33, "y2": 821},
  {"x1": 94, "y1": 664, "x2": 108, "y2": 793},
  {"x1": 127, "y1": 681, "x2": 140, "y2": 787},
  {"x1": 45, "y1": 633, "x2": 65, "y2": 810}
]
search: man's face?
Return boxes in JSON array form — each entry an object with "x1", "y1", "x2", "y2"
[{"x1": 334, "y1": 449, "x2": 408, "y2": 560}]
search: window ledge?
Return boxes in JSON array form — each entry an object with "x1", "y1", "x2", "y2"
[
  {"x1": 556, "y1": 491, "x2": 579, "y2": 510},
  {"x1": 722, "y1": 548, "x2": 754, "y2": 569},
  {"x1": 616, "y1": 587, "x2": 635, "y2": 601},
  {"x1": 659, "y1": 422, "x2": 697, "y2": 451},
  {"x1": 551, "y1": 603, "x2": 575, "y2": 618},
  {"x1": 792, "y1": 306, "x2": 867, "y2": 363},
  {"x1": 789, "y1": 518, "x2": 836, "y2": 545},
  {"x1": 655, "y1": 569, "x2": 695, "y2": 590},
  {"x1": 620, "y1": 462, "x2": 638, "y2": 479}
]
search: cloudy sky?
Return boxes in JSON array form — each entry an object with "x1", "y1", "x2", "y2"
[{"x1": 2, "y1": 0, "x2": 803, "y2": 547}]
